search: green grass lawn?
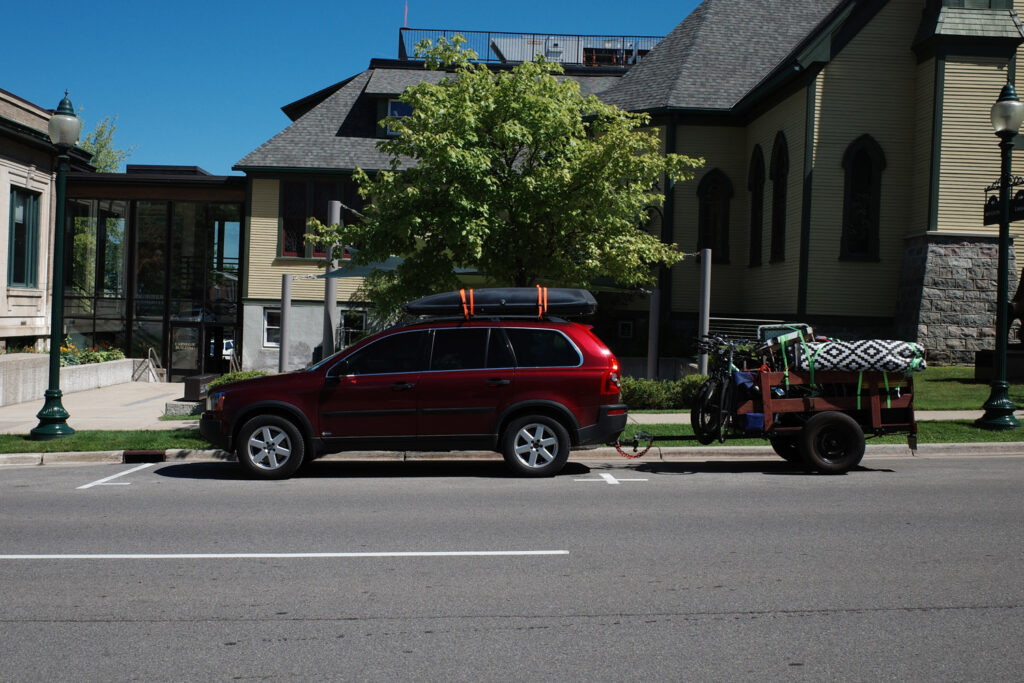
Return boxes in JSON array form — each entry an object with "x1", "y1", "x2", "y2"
[
  {"x1": 912, "y1": 365, "x2": 1024, "y2": 410},
  {"x1": 0, "y1": 429, "x2": 210, "y2": 454}
]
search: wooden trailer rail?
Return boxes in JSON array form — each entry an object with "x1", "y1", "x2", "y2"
[{"x1": 734, "y1": 369, "x2": 915, "y2": 434}]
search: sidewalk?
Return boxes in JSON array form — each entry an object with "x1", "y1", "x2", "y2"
[
  {"x1": 0, "y1": 382, "x2": 196, "y2": 435},
  {"x1": 626, "y1": 409, "x2": 1023, "y2": 424}
]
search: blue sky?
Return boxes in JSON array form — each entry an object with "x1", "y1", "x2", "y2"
[{"x1": 5, "y1": 1, "x2": 700, "y2": 176}]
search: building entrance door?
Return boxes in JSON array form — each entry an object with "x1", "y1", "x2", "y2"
[{"x1": 203, "y1": 325, "x2": 234, "y2": 375}]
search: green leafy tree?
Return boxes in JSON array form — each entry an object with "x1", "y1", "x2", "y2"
[
  {"x1": 80, "y1": 115, "x2": 135, "y2": 172},
  {"x1": 309, "y1": 36, "x2": 703, "y2": 315}
]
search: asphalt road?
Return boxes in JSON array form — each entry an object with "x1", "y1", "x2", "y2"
[{"x1": 1, "y1": 454, "x2": 1022, "y2": 681}]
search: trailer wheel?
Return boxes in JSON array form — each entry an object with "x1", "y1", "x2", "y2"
[
  {"x1": 768, "y1": 435, "x2": 802, "y2": 464},
  {"x1": 799, "y1": 412, "x2": 865, "y2": 474}
]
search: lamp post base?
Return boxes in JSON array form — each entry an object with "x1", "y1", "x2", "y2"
[
  {"x1": 30, "y1": 389, "x2": 76, "y2": 440},
  {"x1": 975, "y1": 381, "x2": 1021, "y2": 430}
]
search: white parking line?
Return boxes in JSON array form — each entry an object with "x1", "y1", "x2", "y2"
[
  {"x1": 77, "y1": 463, "x2": 155, "y2": 490},
  {"x1": 0, "y1": 550, "x2": 570, "y2": 560},
  {"x1": 574, "y1": 472, "x2": 649, "y2": 485}
]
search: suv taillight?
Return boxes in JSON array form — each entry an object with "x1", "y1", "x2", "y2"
[{"x1": 601, "y1": 357, "x2": 621, "y2": 395}]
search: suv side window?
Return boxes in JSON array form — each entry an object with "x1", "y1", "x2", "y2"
[
  {"x1": 487, "y1": 329, "x2": 515, "y2": 368},
  {"x1": 430, "y1": 328, "x2": 488, "y2": 370},
  {"x1": 332, "y1": 330, "x2": 427, "y2": 376},
  {"x1": 428, "y1": 328, "x2": 516, "y2": 370},
  {"x1": 505, "y1": 328, "x2": 581, "y2": 367}
]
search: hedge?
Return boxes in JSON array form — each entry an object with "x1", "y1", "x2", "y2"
[{"x1": 620, "y1": 375, "x2": 706, "y2": 410}]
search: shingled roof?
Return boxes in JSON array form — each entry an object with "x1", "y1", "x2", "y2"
[
  {"x1": 236, "y1": 65, "x2": 629, "y2": 172},
  {"x1": 600, "y1": 0, "x2": 844, "y2": 113}
]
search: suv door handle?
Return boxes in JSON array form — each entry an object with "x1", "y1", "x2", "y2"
[
  {"x1": 486, "y1": 378, "x2": 511, "y2": 387},
  {"x1": 391, "y1": 382, "x2": 415, "y2": 391}
]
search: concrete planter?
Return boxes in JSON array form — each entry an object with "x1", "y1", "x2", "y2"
[{"x1": 0, "y1": 354, "x2": 157, "y2": 407}]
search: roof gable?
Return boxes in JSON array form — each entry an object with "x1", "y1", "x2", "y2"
[{"x1": 600, "y1": 0, "x2": 844, "y2": 112}]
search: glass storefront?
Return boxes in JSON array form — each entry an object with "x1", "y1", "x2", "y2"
[{"x1": 63, "y1": 197, "x2": 242, "y2": 380}]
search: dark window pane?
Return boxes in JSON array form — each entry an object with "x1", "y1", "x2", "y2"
[
  {"x1": 135, "y1": 201, "x2": 168, "y2": 318},
  {"x1": 505, "y1": 329, "x2": 581, "y2": 367},
  {"x1": 282, "y1": 181, "x2": 307, "y2": 257},
  {"x1": 430, "y1": 328, "x2": 488, "y2": 370},
  {"x1": 487, "y1": 329, "x2": 515, "y2": 368},
  {"x1": 10, "y1": 193, "x2": 27, "y2": 284},
  {"x1": 8, "y1": 189, "x2": 38, "y2": 287},
  {"x1": 310, "y1": 182, "x2": 336, "y2": 258},
  {"x1": 344, "y1": 331, "x2": 426, "y2": 375}
]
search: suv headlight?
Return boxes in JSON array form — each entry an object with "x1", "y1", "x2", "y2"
[{"x1": 206, "y1": 392, "x2": 226, "y2": 412}]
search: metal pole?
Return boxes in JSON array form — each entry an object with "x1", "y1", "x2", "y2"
[
  {"x1": 323, "y1": 201, "x2": 341, "y2": 360},
  {"x1": 697, "y1": 248, "x2": 711, "y2": 376},
  {"x1": 31, "y1": 150, "x2": 74, "y2": 440},
  {"x1": 279, "y1": 275, "x2": 291, "y2": 373},
  {"x1": 977, "y1": 133, "x2": 1021, "y2": 429},
  {"x1": 646, "y1": 288, "x2": 660, "y2": 379}
]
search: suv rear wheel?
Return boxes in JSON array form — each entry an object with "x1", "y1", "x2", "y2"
[
  {"x1": 501, "y1": 415, "x2": 570, "y2": 477},
  {"x1": 237, "y1": 415, "x2": 305, "y2": 479}
]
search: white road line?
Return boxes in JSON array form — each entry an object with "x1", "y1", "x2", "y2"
[
  {"x1": 0, "y1": 550, "x2": 570, "y2": 560},
  {"x1": 574, "y1": 472, "x2": 649, "y2": 484},
  {"x1": 77, "y1": 463, "x2": 155, "y2": 490}
]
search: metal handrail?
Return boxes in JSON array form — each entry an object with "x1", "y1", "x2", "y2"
[
  {"x1": 147, "y1": 346, "x2": 165, "y2": 382},
  {"x1": 398, "y1": 27, "x2": 662, "y2": 67}
]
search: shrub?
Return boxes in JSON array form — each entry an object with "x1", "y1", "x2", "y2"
[
  {"x1": 207, "y1": 370, "x2": 271, "y2": 391},
  {"x1": 620, "y1": 374, "x2": 708, "y2": 410},
  {"x1": 58, "y1": 337, "x2": 126, "y2": 367}
]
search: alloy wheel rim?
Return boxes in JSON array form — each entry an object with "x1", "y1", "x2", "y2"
[
  {"x1": 247, "y1": 425, "x2": 292, "y2": 470},
  {"x1": 513, "y1": 423, "x2": 558, "y2": 468}
]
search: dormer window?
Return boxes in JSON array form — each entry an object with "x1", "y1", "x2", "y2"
[{"x1": 386, "y1": 99, "x2": 413, "y2": 137}]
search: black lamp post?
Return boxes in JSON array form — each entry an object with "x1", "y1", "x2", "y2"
[
  {"x1": 977, "y1": 83, "x2": 1023, "y2": 430},
  {"x1": 30, "y1": 91, "x2": 81, "y2": 441}
]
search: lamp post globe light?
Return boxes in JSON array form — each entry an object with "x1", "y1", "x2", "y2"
[
  {"x1": 30, "y1": 91, "x2": 81, "y2": 440},
  {"x1": 977, "y1": 83, "x2": 1024, "y2": 430}
]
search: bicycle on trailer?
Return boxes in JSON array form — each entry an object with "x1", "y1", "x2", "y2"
[{"x1": 690, "y1": 335, "x2": 761, "y2": 445}]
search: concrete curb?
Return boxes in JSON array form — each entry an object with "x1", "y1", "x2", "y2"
[{"x1": 3, "y1": 442, "x2": 1024, "y2": 467}]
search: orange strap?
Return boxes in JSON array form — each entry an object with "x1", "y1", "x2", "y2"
[
  {"x1": 459, "y1": 288, "x2": 474, "y2": 319},
  {"x1": 536, "y1": 285, "x2": 548, "y2": 318}
]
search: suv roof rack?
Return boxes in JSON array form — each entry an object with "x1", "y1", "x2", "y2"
[
  {"x1": 403, "y1": 314, "x2": 571, "y2": 325},
  {"x1": 403, "y1": 287, "x2": 596, "y2": 319}
]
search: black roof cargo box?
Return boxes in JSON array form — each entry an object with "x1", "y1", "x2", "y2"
[{"x1": 403, "y1": 287, "x2": 597, "y2": 318}]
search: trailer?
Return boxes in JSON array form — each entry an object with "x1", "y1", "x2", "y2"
[{"x1": 616, "y1": 331, "x2": 924, "y2": 474}]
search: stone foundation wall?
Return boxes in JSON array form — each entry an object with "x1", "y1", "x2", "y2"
[{"x1": 895, "y1": 234, "x2": 1016, "y2": 365}]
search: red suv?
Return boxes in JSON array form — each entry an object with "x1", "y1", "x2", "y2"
[{"x1": 200, "y1": 288, "x2": 627, "y2": 479}]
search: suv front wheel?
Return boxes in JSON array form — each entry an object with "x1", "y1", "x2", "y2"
[
  {"x1": 501, "y1": 415, "x2": 570, "y2": 477},
  {"x1": 237, "y1": 415, "x2": 305, "y2": 479}
]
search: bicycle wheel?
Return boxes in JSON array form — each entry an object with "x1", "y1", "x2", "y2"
[{"x1": 691, "y1": 379, "x2": 723, "y2": 445}]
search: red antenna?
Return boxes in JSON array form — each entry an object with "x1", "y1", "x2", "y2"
[{"x1": 403, "y1": 0, "x2": 408, "y2": 27}]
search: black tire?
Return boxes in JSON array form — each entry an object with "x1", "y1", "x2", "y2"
[
  {"x1": 769, "y1": 435, "x2": 802, "y2": 463},
  {"x1": 799, "y1": 411, "x2": 865, "y2": 474},
  {"x1": 691, "y1": 379, "x2": 722, "y2": 445},
  {"x1": 501, "y1": 415, "x2": 570, "y2": 477},
  {"x1": 236, "y1": 415, "x2": 305, "y2": 479}
]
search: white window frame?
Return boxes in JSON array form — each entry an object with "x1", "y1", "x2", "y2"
[
  {"x1": 386, "y1": 99, "x2": 413, "y2": 137},
  {"x1": 263, "y1": 307, "x2": 281, "y2": 347}
]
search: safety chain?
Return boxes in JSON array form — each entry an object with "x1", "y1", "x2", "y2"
[{"x1": 613, "y1": 431, "x2": 655, "y2": 459}]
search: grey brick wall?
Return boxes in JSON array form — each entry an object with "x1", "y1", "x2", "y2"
[{"x1": 896, "y1": 234, "x2": 1016, "y2": 365}]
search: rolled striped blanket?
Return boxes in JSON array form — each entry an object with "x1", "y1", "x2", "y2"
[{"x1": 792, "y1": 339, "x2": 926, "y2": 374}]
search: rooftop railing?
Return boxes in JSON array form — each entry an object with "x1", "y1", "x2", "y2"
[{"x1": 398, "y1": 28, "x2": 663, "y2": 68}]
